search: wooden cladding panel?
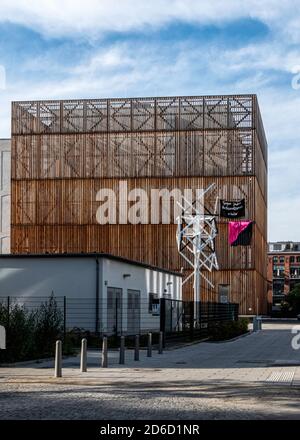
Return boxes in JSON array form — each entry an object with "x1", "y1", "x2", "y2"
[
  {"x1": 183, "y1": 269, "x2": 267, "y2": 314},
  {"x1": 11, "y1": 222, "x2": 266, "y2": 272},
  {"x1": 12, "y1": 175, "x2": 263, "y2": 226},
  {"x1": 12, "y1": 130, "x2": 257, "y2": 180}
]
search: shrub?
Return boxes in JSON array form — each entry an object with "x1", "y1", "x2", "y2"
[
  {"x1": 0, "y1": 295, "x2": 66, "y2": 363},
  {"x1": 209, "y1": 318, "x2": 249, "y2": 341},
  {"x1": 0, "y1": 302, "x2": 36, "y2": 362},
  {"x1": 34, "y1": 296, "x2": 64, "y2": 357},
  {"x1": 282, "y1": 284, "x2": 300, "y2": 315}
]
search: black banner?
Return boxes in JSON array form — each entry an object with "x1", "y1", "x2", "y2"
[{"x1": 220, "y1": 199, "x2": 245, "y2": 218}]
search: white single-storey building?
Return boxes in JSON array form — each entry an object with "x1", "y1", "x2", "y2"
[{"x1": 0, "y1": 253, "x2": 182, "y2": 335}]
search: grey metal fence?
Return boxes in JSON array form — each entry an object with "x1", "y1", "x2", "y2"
[
  {"x1": 160, "y1": 298, "x2": 239, "y2": 342},
  {"x1": 0, "y1": 295, "x2": 239, "y2": 343}
]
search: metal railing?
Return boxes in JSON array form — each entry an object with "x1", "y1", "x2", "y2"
[{"x1": 0, "y1": 296, "x2": 239, "y2": 343}]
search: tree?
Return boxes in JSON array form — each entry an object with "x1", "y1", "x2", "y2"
[{"x1": 285, "y1": 284, "x2": 300, "y2": 314}]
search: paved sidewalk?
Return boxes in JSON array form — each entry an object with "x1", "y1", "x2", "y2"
[{"x1": 1, "y1": 321, "x2": 300, "y2": 419}]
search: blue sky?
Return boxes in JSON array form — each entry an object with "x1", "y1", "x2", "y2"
[{"x1": 0, "y1": 0, "x2": 299, "y2": 241}]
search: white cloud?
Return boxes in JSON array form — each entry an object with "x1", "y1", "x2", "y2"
[
  {"x1": 0, "y1": 0, "x2": 298, "y2": 41},
  {"x1": 268, "y1": 146, "x2": 300, "y2": 241},
  {"x1": 212, "y1": 43, "x2": 300, "y2": 74}
]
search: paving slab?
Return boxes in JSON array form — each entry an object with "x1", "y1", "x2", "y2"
[{"x1": 1, "y1": 321, "x2": 300, "y2": 419}]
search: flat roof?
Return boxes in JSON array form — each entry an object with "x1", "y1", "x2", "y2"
[
  {"x1": 12, "y1": 94, "x2": 257, "y2": 105},
  {"x1": 0, "y1": 253, "x2": 183, "y2": 277},
  {"x1": 268, "y1": 251, "x2": 300, "y2": 255}
]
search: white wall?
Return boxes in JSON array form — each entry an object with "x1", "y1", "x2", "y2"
[
  {"x1": 0, "y1": 140, "x2": 10, "y2": 253},
  {"x1": 102, "y1": 257, "x2": 182, "y2": 333},
  {"x1": 0, "y1": 256, "x2": 182, "y2": 334},
  {"x1": 0, "y1": 257, "x2": 97, "y2": 330}
]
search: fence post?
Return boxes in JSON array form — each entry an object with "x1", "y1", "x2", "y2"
[
  {"x1": 189, "y1": 301, "x2": 194, "y2": 340},
  {"x1": 158, "y1": 331, "x2": 163, "y2": 354},
  {"x1": 160, "y1": 298, "x2": 166, "y2": 347},
  {"x1": 119, "y1": 335, "x2": 125, "y2": 364},
  {"x1": 63, "y1": 296, "x2": 66, "y2": 341},
  {"x1": 7, "y1": 296, "x2": 10, "y2": 331},
  {"x1": 253, "y1": 316, "x2": 257, "y2": 332},
  {"x1": 147, "y1": 332, "x2": 152, "y2": 357},
  {"x1": 54, "y1": 340, "x2": 62, "y2": 378},
  {"x1": 80, "y1": 338, "x2": 87, "y2": 372},
  {"x1": 115, "y1": 297, "x2": 118, "y2": 339},
  {"x1": 102, "y1": 336, "x2": 108, "y2": 368},
  {"x1": 134, "y1": 334, "x2": 139, "y2": 361}
]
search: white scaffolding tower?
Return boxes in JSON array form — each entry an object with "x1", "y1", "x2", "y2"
[{"x1": 176, "y1": 183, "x2": 219, "y2": 303}]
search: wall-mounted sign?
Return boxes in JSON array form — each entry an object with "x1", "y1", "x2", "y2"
[{"x1": 220, "y1": 199, "x2": 245, "y2": 218}]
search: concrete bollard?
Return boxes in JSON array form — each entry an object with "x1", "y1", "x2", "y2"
[
  {"x1": 134, "y1": 334, "x2": 139, "y2": 361},
  {"x1": 158, "y1": 331, "x2": 163, "y2": 354},
  {"x1": 80, "y1": 338, "x2": 87, "y2": 372},
  {"x1": 54, "y1": 340, "x2": 62, "y2": 378},
  {"x1": 253, "y1": 316, "x2": 262, "y2": 332},
  {"x1": 119, "y1": 335, "x2": 125, "y2": 365},
  {"x1": 101, "y1": 336, "x2": 108, "y2": 368},
  {"x1": 147, "y1": 332, "x2": 152, "y2": 357}
]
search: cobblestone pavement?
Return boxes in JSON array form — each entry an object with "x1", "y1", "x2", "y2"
[{"x1": 1, "y1": 321, "x2": 300, "y2": 419}]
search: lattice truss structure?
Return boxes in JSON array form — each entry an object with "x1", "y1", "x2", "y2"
[
  {"x1": 12, "y1": 95, "x2": 264, "y2": 182},
  {"x1": 176, "y1": 183, "x2": 219, "y2": 302}
]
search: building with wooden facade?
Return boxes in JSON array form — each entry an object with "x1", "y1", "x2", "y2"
[{"x1": 11, "y1": 95, "x2": 268, "y2": 314}]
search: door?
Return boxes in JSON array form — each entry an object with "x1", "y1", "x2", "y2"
[
  {"x1": 127, "y1": 290, "x2": 140, "y2": 335},
  {"x1": 107, "y1": 287, "x2": 122, "y2": 336}
]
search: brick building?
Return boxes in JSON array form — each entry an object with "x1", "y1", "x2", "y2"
[{"x1": 267, "y1": 241, "x2": 300, "y2": 311}]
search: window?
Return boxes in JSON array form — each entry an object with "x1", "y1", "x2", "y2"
[
  {"x1": 273, "y1": 265, "x2": 284, "y2": 278},
  {"x1": 297, "y1": 257, "x2": 300, "y2": 263},
  {"x1": 290, "y1": 267, "x2": 300, "y2": 278},
  {"x1": 218, "y1": 284, "x2": 230, "y2": 303},
  {"x1": 148, "y1": 293, "x2": 159, "y2": 314},
  {"x1": 273, "y1": 256, "x2": 278, "y2": 263},
  {"x1": 279, "y1": 256, "x2": 285, "y2": 264},
  {"x1": 273, "y1": 280, "x2": 284, "y2": 295},
  {"x1": 290, "y1": 256, "x2": 295, "y2": 263}
]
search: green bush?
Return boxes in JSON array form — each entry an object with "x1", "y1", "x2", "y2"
[
  {"x1": 209, "y1": 318, "x2": 249, "y2": 341},
  {"x1": 34, "y1": 296, "x2": 64, "y2": 357},
  {"x1": 281, "y1": 284, "x2": 300, "y2": 315},
  {"x1": 0, "y1": 295, "x2": 67, "y2": 363}
]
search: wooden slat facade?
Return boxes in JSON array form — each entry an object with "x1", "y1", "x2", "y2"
[{"x1": 11, "y1": 95, "x2": 268, "y2": 313}]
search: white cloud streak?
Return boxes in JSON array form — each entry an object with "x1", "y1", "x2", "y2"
[{"x1": 0, "y1": 0, "x2": 297, "y2": 41}]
